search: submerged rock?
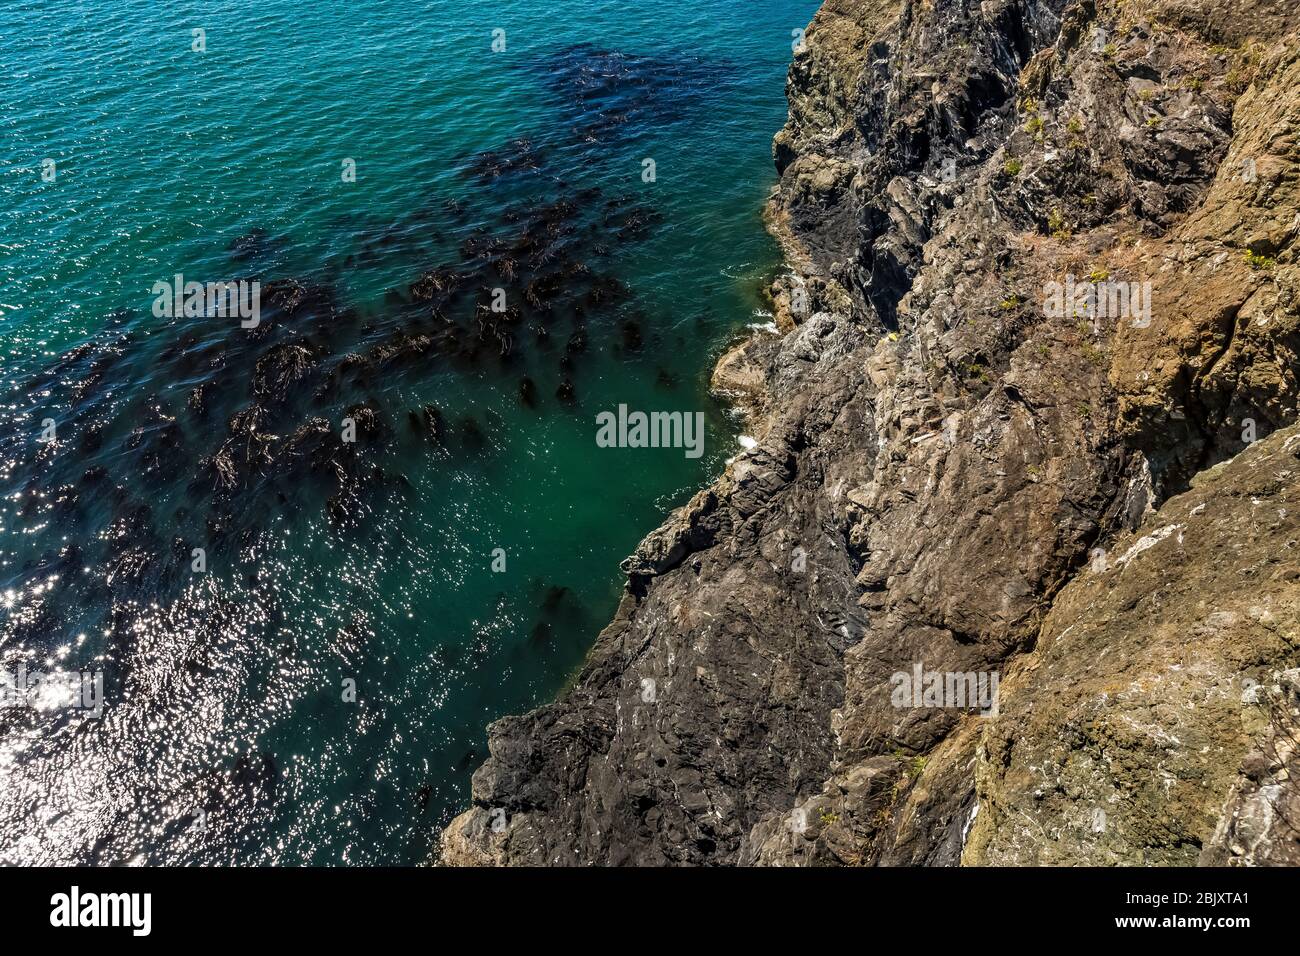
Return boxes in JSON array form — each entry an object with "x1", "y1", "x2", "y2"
[
  {"x1": 518, "y1": 376, "x2": 539, "y2": 409},
  {"x1": 407, "y1": 404, "x2": 446, "y2": 444}
]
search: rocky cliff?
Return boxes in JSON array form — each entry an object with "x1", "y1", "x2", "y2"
[{"x1": 440, "y1": 0, "x2": 1300, "y2": 865}]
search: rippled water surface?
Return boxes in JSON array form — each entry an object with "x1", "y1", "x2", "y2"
[{"x1": 0, "y1": 0, "x2": 819, "y2": 864}]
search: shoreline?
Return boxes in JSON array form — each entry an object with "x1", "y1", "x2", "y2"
[
  {"x1": 436, "y1": 27, "x2": 825, "y2": 867},
  {"x1": 439, "y1": 0, "x2": 1300, "y2": 867}
]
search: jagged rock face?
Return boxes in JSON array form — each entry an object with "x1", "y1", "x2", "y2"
[
  {"x1": 440, "y1": 0, "x2": 1300, "y2": 866},
  {"x1": 965, "y1": 424, "x2": 1300, "y2": 865},
  {"x1": 1108, "y1": 39, "x2": 1300, "y2": 495}
]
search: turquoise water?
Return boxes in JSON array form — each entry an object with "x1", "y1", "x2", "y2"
[{"x1": 0, "y1": 0, "x2": 818, "y2": 864}]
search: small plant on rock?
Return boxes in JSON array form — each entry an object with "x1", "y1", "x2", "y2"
[
  {"x1": 1243, "y1": 249, "x2": 1277, "y2": 271},
  {"x1": 1047, "y1": 207, "x2": 1071, "y2": 239}
]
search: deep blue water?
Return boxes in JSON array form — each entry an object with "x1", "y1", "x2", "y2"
[{"x1": 0, "y1": 0, "x2": 819, "y2": 864}]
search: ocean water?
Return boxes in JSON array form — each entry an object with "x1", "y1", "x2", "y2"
[{"x1": 0, "y1": 0, "x2": 819, "y2": 864}]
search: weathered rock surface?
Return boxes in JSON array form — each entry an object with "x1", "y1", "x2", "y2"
[
  {"x1": 965, "y1": 423, "x2": 1300, "y2": 865},
  {"x1": 440, "y1": 0, "x2": 1300, "y2": 866}
]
